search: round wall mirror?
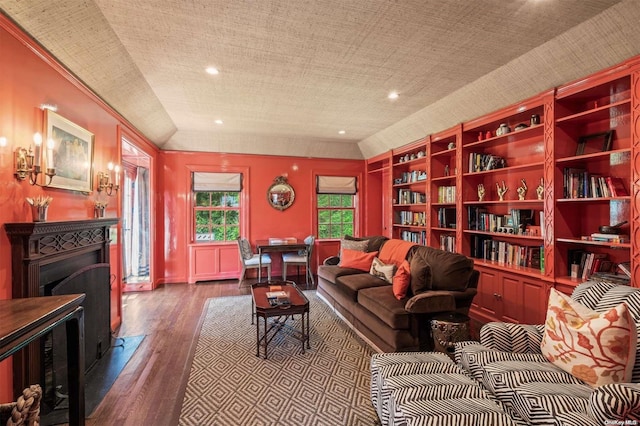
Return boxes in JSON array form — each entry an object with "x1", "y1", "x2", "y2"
[{"x1": 267, "y1": 176, "x2": 295, "y2": 211}]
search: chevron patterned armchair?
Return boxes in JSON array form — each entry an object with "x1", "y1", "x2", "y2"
[{"x1": 457, "y1": 280, "x2": 640, "y2": 425}]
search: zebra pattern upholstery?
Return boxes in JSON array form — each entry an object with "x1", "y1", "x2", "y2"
[
  {"x1": 370, "y1": 352, "x2": 522, "y2": 426},
  {"x1": 456, "y1": 280, "x2": 640, "y2": 425}
]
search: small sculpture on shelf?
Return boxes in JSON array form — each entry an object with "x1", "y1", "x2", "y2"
[
  {"x1": 517, "y1": 179, "x2": 527, "y2": 200},
  {"x1": 496, "y1": 180, "x2": 508, "y2": 201},
  {"x1": 477, "y1": 184, "x2": 486, "y2": 202},
  {"x1": 444, "y1": 164, "x2": 450, "y2": 177},
  {"x1": 536, "y1": 178, "x2": 544, "y2": 200}
]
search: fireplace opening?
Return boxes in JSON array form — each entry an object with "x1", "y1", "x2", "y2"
[{"x1": 41, "y1": 263, "x2": 112, "y2": 413}]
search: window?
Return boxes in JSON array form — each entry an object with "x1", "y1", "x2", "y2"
[
  {"x1": 193, "y1": 172, "x2": 242, "y2": 242},
  {"x1": 316, "y1": 176, "x2": 357, "y2": 239}
]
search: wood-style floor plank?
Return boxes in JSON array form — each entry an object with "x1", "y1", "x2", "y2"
[
  {"x1": 84, "y1": 277, "x2": 313, "y2": 425},
  {"x1": 86, "y1": 281, "x2": 239, "y2": 425}
]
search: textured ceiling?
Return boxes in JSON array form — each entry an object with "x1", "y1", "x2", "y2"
[{"x1": 0, "y1": 0, "x2": 637, "y2": 160}]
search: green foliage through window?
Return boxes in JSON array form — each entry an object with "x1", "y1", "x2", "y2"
[
  {"x1": 317, "y1": 194, "x2": 354, "y2": 239},
  {"x1": 194, "y1": 191, "x2": 240, "y2": 242}
]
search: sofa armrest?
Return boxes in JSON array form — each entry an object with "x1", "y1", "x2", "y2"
[
  {"x1": 323, "y1": 255, "x2": 340, "y2": 266},
  {"x1": 404, "y1": 291, "x2": 456, "y2": 314},
  {"x1": 479, "y1": 322, "x2": 545, "y2": 354},
  {"x1": 589, "y1": 383, "x2": 640, "y2": 424}
]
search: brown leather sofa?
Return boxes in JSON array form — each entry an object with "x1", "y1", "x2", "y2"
[{"x1": 317, "y1": 237, "x2": 478, "y2": 352}]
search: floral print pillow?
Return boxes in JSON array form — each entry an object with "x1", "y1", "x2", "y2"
[{"x1": 541, "y1": 288, "x2": 637, "y2": 387}]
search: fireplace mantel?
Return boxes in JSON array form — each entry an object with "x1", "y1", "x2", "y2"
[
  {"x1": 4, "y1": 218, "x2": 118, "y2": 397},
  {"x1": 4, "y1": 218, "x2": 118, "y2": 299}
]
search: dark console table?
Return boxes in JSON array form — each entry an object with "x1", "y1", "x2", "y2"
[{"x1": 0, "y1": 294, "x2": 86, "y2": 426}]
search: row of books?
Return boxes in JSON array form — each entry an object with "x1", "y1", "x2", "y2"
[
  {"x1": 562, "y1": 168, "x2": 628, "y2": 198},
  {"x1": 439, "y1": 235, "x2": 456, "y2": 253},
  {"x1": 470, "y1": 235, "x2": 544, "y2": 270},
  {"x1": 467, "y1": 207, "x2": 537, "y2": 234},
  {"x1": 397, "y1": 189, "x2": 426, "y2": 204},
  {"x1": 567, "y1": 249, "x2": 614, "y2": 280},
  {"x1": 468, "y1": 153, "x2": 506, "y2": 173},
  {"x1": 584, "y1": 233, "x2": 630, "y2": 243},
  {"x1": 437, "y1": 208, "x2": 456, "y2": 228},
  {"x1": 400, "y1": 230, "x2": 426, "y2": 245},
  {"x1": 396, "y1": 211, "x2": 426, "y2": 226},
  {"x1": 396, "y1": 170, "x2": 427, "y2": 184},
  {"x1": 437, "y1": 186, "x2": 456, "y2": 203}
]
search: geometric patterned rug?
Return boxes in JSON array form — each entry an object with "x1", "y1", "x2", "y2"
[{"x1": 178, "y1": 290, "x2": 378, "y2": 425}]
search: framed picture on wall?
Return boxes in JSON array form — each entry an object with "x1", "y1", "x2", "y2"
[{"x1": 44, "y1": 110, "x2": 94, "y2": 193}]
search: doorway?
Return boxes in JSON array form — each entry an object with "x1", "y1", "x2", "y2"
[{"x1": 121, "y1": 138, "x2": 152, "y2": 292}]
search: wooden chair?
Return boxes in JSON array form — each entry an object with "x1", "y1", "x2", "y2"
[
  {"x1": 0, "y1": 384, "x2": 42, "y2": 426},
  {"x1": 237, "y1": 238, "x2": 272, "y2": 287},
  {"x1": 282, "y1": 235, "x2": 315, "y2": 285}
]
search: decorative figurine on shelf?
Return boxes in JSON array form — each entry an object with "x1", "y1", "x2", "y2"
[
  {"x1": 517, "y1": 179, "x2": 527, "y2": 200},
  {"x1": 536, "y1": 178, "x2": 544, "y2": 200},
  {"x1": 477, "y1": 183, "x2": 486, "y2": 202},
  {"x1": 444, "y1": 164, "x2": 450, "y2": 177},
  {"x1": 485, "y1": 130, "x2": 492, "y2": 139},
  {"x1": 496, "y1": 180, "x2": 508, "y2": 201}
]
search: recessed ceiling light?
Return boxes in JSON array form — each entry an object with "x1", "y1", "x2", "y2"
[
  {"x1": 206, "y1": 67, "x2": 220, "y2": 75},
  {"x1": 388, "y1": 91, "x2": 399, "y2": 100},
  {"x1": 214, "y1": 119, "x2": 223, "y2": 125},
  {"x1": 338, "y1": 130, "x2": 346, "y2": 135}
]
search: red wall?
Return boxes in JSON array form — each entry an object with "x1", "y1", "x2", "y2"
[
  {"x1": 0, "y1": 15, "x2": 368, "y2": 401},
  {"x1": 0, "y1": 15, "x2": 138, "y2": 400},
  {"x1": 158, "y1": 151, "x2": 366, "y2": 283}
]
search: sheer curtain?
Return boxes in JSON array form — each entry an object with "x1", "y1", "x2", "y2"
[{"x1": 131, "y1": 167, "x2": 150, "y2": 277}]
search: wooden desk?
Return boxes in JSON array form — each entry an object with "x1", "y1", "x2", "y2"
[
  {"x1": 255, "y1": 239, "x2": 307, "y2": 281},
  {"x1": 0, "y1": 294, "x2": 86, "y2": 426}
]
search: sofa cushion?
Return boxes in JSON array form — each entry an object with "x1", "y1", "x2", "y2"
[
  {"x1": 336, "y1": 273, "x2": 389, "y2": 302},
  {"x1": 541, "y1": 288, "x2": 637, "y2": 387},
  {"x1": 339, "y1": 238, "x2": 368, "y2": 259},
  {"x1": 409, "y1": 251, "x2": 432, "y2": 294},
  {"x1": 344, "y1": 234, "x2": 389, "y2": 253},
  {"x1": 370, "y1": 257, "x2": 396, "y2": 283},
  {"x1": 338, "y1": 249, "x2": 378, "y2": 271},
  {"x1": 392, "y1": 260, "x2": 411, "y2": 300},
  {"x1": 411, "y1": 246, "x2": 474, "y2": 291},
  {"x1": 589, "y1": 383, "x2": 640, "y2": 424},
  {"x1": 358, "y1": 285, "x2": 411, "y2": 330},
  {"x1": 317, "y1": 264, "x2": 365, "y2": 284}
]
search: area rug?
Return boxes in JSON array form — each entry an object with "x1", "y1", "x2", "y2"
[{"x1": 179, "y1": 291, "x2": 378, "y2": 425}]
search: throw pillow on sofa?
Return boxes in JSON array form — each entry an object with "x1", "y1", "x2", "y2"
[
  {"x1": 343, "y1": 235, "x2": 388, "y2": 253},
  {"x1": 409, "y1": 251, "x2": 432, "y2": 294},
  {"x1": 392, "y1": 260, "x2": 411, "y2": 300},
  {"x1": 541, "y1": 288, "x2": 637, "y2": 387},
  {"x1": 370, "y1": 257, "x2": 396, "y2": 283},
  {"x1": 339, "y1": 238, "x2": 368, "y2": 259},
  {"x1": 339, "y1": 249, "x2": 378, "y2": 271}
]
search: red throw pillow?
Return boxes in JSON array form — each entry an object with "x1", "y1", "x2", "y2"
[
  {"x1": 339, "y1": 249, "x2": 378, "y2": 271},
  {"x1": 392, "y1": 260, "x2": 411, "y2": 300}
]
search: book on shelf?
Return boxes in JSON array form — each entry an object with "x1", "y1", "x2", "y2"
[
  {"x1": 617, "y1": 261, "x2": 631, "y2": 278},
  {"x1": 605, "y1": 176, "x2": 629, "y2": 197},
  {"x1": 587, "y1": 233, "x2": 629, "y2": 243},
  {"x1": 591, "y1": 272, "x2": 631, "y2": 285}
]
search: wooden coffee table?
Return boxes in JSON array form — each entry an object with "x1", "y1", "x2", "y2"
[{"x1": 251, "y1": 281, "x2": 310, "y2": 359}]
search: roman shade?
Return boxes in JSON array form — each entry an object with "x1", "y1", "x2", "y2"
[
  {"x1": 193, "y1": 172, "x2": 242, "y2": 191},
  {"x1": 316, "y1": 176, "x2": 357, "y2": 194}
]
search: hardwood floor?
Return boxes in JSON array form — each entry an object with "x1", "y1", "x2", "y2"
[{"x1": 85, "y1": 276, "x2": 316, "y2": 426}]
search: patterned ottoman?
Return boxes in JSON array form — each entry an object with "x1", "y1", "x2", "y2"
[{"x1": 371, "y1": 352, "x2": 522, "y2": 426}]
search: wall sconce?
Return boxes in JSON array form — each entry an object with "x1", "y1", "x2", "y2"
[
  {"x1": 97, "y1": 162, "x2": 120, "y2": 196},
  {"x1": 15, "y1": 133, "x2": 56, "y2": 186}
]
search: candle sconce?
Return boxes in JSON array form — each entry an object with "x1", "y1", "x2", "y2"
[
  {"x1": 97, "y1": 163, "x2": 120, "y2": 196},
  {"x1": 14, "y1": 133, "x2": 56, "y2": 186}
]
